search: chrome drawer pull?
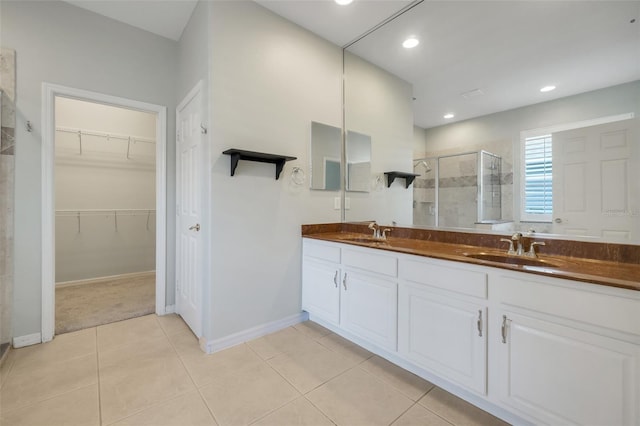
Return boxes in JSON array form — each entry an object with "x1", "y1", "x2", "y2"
[{"x1": 501, "y1": 315, "x2": 508, "y2": 344}]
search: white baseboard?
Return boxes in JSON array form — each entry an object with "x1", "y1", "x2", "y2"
[
  {"x1": 203, "y1": 312, "x2": 308, "y2": 354},
  {"x1": 56, "y1": 270, "x2": 155, "y2": 288},
  {"x1": 13, "y1": 333, "x2": 42, "y2": 348}
]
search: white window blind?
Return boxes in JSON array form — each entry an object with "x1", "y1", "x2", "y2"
[{"x1": 523, "y1": 134, "x2": 552, "y2": 220}]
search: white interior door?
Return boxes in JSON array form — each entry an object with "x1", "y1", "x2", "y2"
[
  {"x1": 553, "y1": 117, "x2": 639, "y2": 241},
  {"x1": 176, "y1": 84, "x2": 205, "y2": 337}
]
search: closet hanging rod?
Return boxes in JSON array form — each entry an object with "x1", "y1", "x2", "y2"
[
  {"x1": 55, "y1": 126, "x2": 155, "y2": 144},
  {"x1": 56, "y1": 209, "x2": 156, "y2": 215}
]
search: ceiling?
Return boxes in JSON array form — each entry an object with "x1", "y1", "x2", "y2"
[
  {"x1": 64, "y1": 0, "x2": 199, "y2": 41},
  {"x1": 63, "y1": 0, "x2": 640, "y2": 129},
  {"x1": 345, "y1": 1, "x2": 640, "y2": 129}
]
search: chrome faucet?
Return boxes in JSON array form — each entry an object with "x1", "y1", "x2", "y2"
[
  {"x1": 368, "y1": 222, "x2": 391, "y2": 240},
  {"x1": 368, "y1": 221, "x2": 381, "y2": 239},
  {"x1": 525, "y1": 241, "x2": 546, "y2": 258},
  {"x1": 511, "y1": 232, "x2": 524, "y2": 256},
  {"x1": 501, "y1": 233, "x2": 524, "y2": 255}
]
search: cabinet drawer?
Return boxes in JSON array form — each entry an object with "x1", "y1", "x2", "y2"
[
  {"x1": 342, "y1": 248, "x2": 397, "y2": 277},
  {"x1": 399, "y1": 257, "x2": 487, "y2": 299},
  {"x1": 303, "y1": 239, "x2": 341, "y2": 263},
  {"x1": 497, "y1": 274, "x2": 640, "y2": 336}
]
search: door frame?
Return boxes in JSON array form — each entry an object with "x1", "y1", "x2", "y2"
[
  {"x1": 41, "y1": 82, "x2": 168, "y2": 342},
  {"x1": 175, "y1": 80, "x2": 209, "y2": 339}
]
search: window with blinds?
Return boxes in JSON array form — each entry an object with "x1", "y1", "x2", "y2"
[{"x1": 522, "y1": 134, "x2": 552, "y2": 221}]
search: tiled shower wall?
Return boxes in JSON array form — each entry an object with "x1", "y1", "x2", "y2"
[{"x1": 1, "y1": 47, "x2": 16, "y2": 355}]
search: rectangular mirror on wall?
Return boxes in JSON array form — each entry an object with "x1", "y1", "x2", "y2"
[
  {"x1": 346, "y1": 130, "x2": 371, "y2": 192},
  {"x1": 310, "y1": 121, "x2": 341, "y2": 191}
]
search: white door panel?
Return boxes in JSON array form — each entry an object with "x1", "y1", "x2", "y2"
[
  {"x1": 553, "y1": 118, "x2": 639, "y2": 241},
  {"x1": 176, "y1": 84, "x2": 205, "y2": 337}
]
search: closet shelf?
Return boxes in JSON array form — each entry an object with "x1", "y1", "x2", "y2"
[
  {"x1": 384, "y1": 171, "x2": 420, "y2": 188},
  {"x1": 222, "y1": 149, "x2": 297, "y2": 180}
]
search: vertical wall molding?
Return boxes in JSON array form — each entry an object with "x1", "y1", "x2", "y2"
[{"x1": 41, "y1": 83, "x2": 168, "y2": 341}]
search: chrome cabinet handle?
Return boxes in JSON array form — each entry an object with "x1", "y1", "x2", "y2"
[
  {"x1": 501, "y1": 315, "x2": 508, "y2": 343},
  {"x1": 477, "y1": 310, "x2": 483, "y2": 337},
  {"x1": 333, "y1": 271, "x2": 338, "y2": 288},
  {"x1": 342, "y1": 273, "x2": 347, "y2": 290},
  {"x1": 189, "y1": 224, "x2": 200, "y2": 231}
]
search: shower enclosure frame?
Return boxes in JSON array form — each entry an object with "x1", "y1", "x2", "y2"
[{"x1": 414, "y1": 150, "x2": 502, "y2": 228}]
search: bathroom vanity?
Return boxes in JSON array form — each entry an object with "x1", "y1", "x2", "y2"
[{"x1": 301, "y1": 223, "x2": 640, "y2": 426}]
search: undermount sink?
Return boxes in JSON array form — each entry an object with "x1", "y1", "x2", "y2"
[{"x1": 462, "y1": 252, "x2": 562, "y2": 268}]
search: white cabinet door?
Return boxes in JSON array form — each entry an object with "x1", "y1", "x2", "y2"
[
  {"x1": 302, "y1": 259, "x2": 340, "y2": 325},
  {"x1": 496, "y1": 311, "x2": 639, "y2": 426},
  {"x1": 340, "y1": 270, "x2": 397, "y2": 351},
  {"x1": 398, "y1": 282, "x2": 487, "y2": 394}
]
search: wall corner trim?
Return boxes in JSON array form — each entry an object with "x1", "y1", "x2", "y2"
[
  {"x1": 13, "y1": 333, "x2": 42, "y2": 348},
  {"x1": 162, "y1": 304, "x2": 176, "y2": 315},
  {"x1": 203, "y1": 312, "x2": 309, "y2": 354}
]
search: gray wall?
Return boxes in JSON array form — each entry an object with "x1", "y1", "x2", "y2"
[
  {"x1": 1, "y1": 1, "x2": 178, "y2": 337},
  {"x1": 209, "y1": 1, "x2": 342, "y2": 340}
]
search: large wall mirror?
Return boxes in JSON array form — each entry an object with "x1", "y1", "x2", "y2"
[{"x1": 343, "y1": 0, "x2": 640, "y2": 244}]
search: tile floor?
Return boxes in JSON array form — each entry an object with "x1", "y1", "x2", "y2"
[{"x1": 0, "y1": 315, "x2": 510, "y2": 426}]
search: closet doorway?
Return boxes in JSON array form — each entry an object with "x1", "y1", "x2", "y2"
[
  {"x1": 41, "y1": 84, "x2": 167, "y2": 342},
  {"x1": 54, "y1": 98, "x2": 156, "y2": 334}
]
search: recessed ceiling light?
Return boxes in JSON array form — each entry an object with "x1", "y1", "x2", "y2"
[
  {"x1": 540, "y1": 85, "x2": 556, "y2": 93},
  {"x1": 335, "y1": 0, "x2": 353, "y2": 5},
  {"x1": 443, "y1": 113, "x2": 455, "y2": 119},
  {"x1": 402, "y1": 37, "x2": 419, "y2": 49}
]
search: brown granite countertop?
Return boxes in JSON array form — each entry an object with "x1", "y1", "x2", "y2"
[{"x1": 302, "y1": 225, "x2": 640, "y2": 292}]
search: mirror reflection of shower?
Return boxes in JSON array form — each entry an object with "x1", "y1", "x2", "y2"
[{"x1": 413, "y1": 151, "x2": 505, "y2": 229}]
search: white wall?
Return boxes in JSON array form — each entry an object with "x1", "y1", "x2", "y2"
[
  {"x1": 344, "y1": 51, "x2": 414, "y2": 225},
  {"x1": 54, "y1": 98, "x2": 156, "y2": 282},
  {"x1": 1, "y1": 1, "x2": 178, "y2": 337},
  {"x1": 209, "y1": 1, "x2": 342, "y2": 340}
]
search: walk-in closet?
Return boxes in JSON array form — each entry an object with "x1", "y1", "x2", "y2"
[{"x1": 54, "y1": 97, "x2": 157, "y2": 334}]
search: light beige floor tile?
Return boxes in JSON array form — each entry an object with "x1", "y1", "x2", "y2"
[
  {"x1": 307, "y1": 367, "x2": 414, "y2": 426},
  {"x1": 99, "y1": 332, "x2": 174, "y2": 368},
  {"x1": 99, "y1": 350, "x2": 196, "y2": 424},
  {"x1": 317, "y1": 332, "x2": 373, "y2": 365},
  {"x1": 178, "y1": 342, "x2": 265, "y2": 388},
  {"x1": 391, "y1": 404, "x2": 453, "y2": 426},
  {"x1": 419, "y1": 387, "x2": 510, "y2": 426},
  {"x1": 200, "y1": 361, "x2": 300, "y2": 426},
  {"x1": 293, "y1": 321, "x2": 332, "y2": 341},
  {"x1": 251, "y1": 397, "x2": 334, "y2": 426},
  {"x1": 168, "y1": 327, "x2": 208, "y2": 359},
  {"x1": 360, "y1": 356, "x2": 434, "y2": 401},
  {"x1": 246, "y1": 327, "x2": 318, "y2": 360},
  {"x1": 267, "y1": 342, "x2": 355, "y2": 393},
  {"x1": 0, "y1": 353, "x2": 98, "y2": 411},
  {"x1": 97, "y1": 314, "x2": 165, "y2": 351},
  {"x1": 158, "y1": 313, "x2": 192, "y2": 337},
  {"x1": 0, "y1": 348, "x2": 16, "y2": 389},
  {"x1": 108, "y1": 390, "x2": 217, "y2": 426},
  {"x1": 0, "y1": 384, "x2": 100, "y2": 426},
  {"x1": 9, "y1": 328, "x2": 96, "y2": 372}
]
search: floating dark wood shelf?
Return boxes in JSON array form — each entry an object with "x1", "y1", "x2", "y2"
[
  {"x1": 222, "y1": 149, "x2": 297, "y2": 180},
  {"x1": 384, "y1": 171, "x2": 420, "y2": 188}
]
